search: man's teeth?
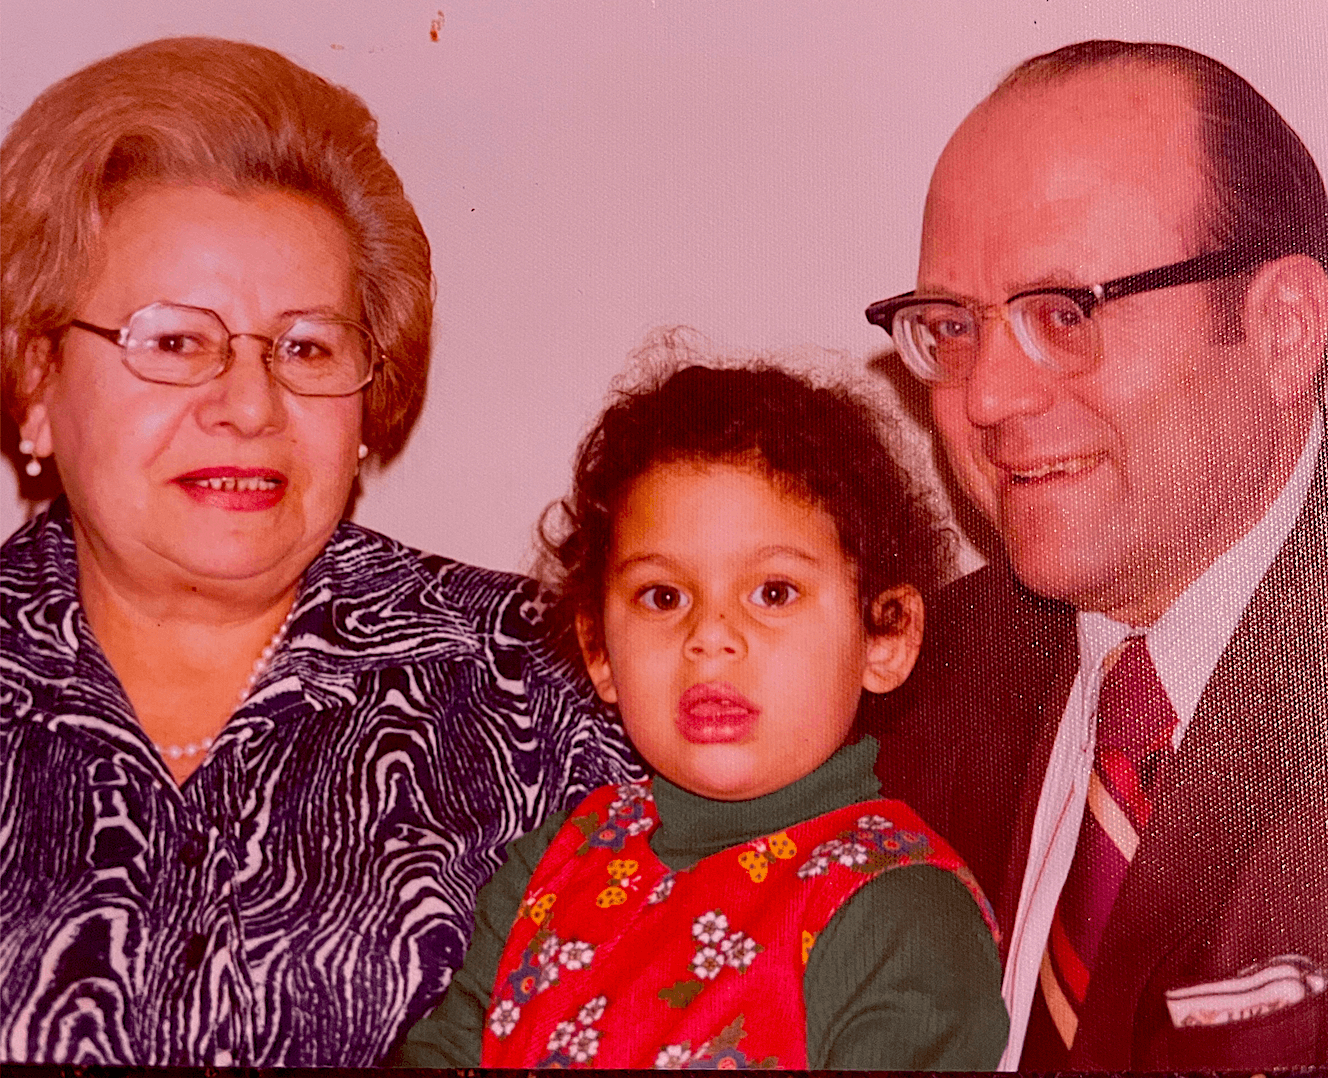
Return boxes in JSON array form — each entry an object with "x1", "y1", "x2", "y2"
[
  {"x1": 190, "y1": 476, "x2": 280, "y2": 492},
  {"x1": 1012, "y1": 456, "x2": 1099, "y2": 481}
]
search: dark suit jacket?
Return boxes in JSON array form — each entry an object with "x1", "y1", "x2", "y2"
[{"x1": 865, "y1": 444, "x2": 1328, "y2": 1069}]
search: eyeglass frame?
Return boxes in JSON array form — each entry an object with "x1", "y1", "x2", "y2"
[
  {"x1": 864, "y1": 246, "x2": 1274, "y2": 382},
  {"x1": 63, "y1": 301, "x2": 381, "y2": 397}
]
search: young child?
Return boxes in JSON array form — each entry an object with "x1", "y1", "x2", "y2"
[{"x1": 399, "y1": 363, "x2": 1008, "y2": 1069}]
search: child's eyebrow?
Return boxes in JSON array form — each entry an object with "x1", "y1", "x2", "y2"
[
  {"x1": 610, "y1": 545, "x2": 823, "y2": 574},
  {"x1": 610, "y1": 552, "x2": 679, "y2": 574},
  {"x1": 610, "y1": 552, "x2": 674, "y2": 576},
  {"x1": 750, "y1": 544, "x2": 823, "y2": 566}
]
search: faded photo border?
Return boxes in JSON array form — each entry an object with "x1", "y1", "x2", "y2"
[{"x1": 2, "y1": 1, "x2": 1325, "y2": 1072}]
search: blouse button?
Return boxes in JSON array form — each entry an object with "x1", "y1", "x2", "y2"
[
  {"x1": 179, "y1": 834, "x2": 207, "y2": 866},
  {"x1": 183, "y1": 933, "x2": 207, "y2": 970},
  {"x1": 214, "y1": 1048, "x2": 233, "y2": 1067}
]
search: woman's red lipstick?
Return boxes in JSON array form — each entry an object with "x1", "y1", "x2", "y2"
[
  {"x1": 676, "y1": 682, "x2": 759, "y2": 744},
  {"x1": 174, "y1": 466, "x2": 287, "y2": 511}
]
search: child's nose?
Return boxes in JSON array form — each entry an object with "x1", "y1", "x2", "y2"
[{"x1": 683, "y1": 604, "x2": 745, "y2": 660}]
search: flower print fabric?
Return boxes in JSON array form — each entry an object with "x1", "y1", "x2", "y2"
[{"x1": 481, "y1": 781, "x2": 996, "y2": 1068}]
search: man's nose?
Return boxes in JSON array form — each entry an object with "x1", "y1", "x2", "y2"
[
  {"x1": 962, "y1": 315, "x2": 1057, "y2": 428},
  {"x1": 683, "y1": 601, "x2": 745, "y2": 661}
]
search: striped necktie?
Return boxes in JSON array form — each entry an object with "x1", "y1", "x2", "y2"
[{"x1": 1021, "y1": 635, "x2": 1179, "y2": 1066}]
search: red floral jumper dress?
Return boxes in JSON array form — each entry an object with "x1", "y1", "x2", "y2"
[{"x1": 481, "y1": 780, "x2": 998, "y2": 1069}]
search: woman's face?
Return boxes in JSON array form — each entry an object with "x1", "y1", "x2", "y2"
[{"x1": 24, "y1": 184, "x2": 365, "y2": 598}]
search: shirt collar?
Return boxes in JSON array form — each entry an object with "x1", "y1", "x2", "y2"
[{"x1": 1077, "y1": 409, "x2": 1322, "y2": 740}]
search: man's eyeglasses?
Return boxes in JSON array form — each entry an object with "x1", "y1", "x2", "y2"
[
  {"x1": 66, "y1": 302, "x2": 380, "y2": 397},
  {"x1": 865, "y1": 247, "x2": 1269, "y2": 384}
]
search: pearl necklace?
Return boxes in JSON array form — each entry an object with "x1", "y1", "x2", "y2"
[{"x1": 159, "y1": 603, "x2": 298, "y2": 762}]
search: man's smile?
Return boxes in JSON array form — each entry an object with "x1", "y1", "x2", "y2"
[{"x1": 1005, "y1": 453, "x2": 1108, "y2": 485}]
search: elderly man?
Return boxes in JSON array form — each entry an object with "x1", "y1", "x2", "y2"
[{"x1": 864, "y1": 41, "x2": 1327, "y2": 1069}]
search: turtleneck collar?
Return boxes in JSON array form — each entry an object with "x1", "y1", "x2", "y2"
[{"x1": 648, "y1": 736, "x2": 882, "y2": 871}]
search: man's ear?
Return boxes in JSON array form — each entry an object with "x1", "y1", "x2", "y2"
[
  {"x1": 18, "y1": 337, "x2": 56, "y2": 458},
  {"x1": 862, "y1": 585, "x2": 924, "y2": 694},
  {"x1": 1243, "y1": 254, "x2": 1328, "y2": 406},
  {"x1": 574, "y1": 611, "x2": 618, "y2": 704}
]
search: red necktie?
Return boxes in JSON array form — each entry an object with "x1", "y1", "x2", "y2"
[{"x1": 1021, "y1": 636, "x2": 1179, "y2": 1066}]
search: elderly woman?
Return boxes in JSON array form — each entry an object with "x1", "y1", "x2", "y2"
[{"x1": 0, "y1": 37, "x2": 638, "y2": 1066}]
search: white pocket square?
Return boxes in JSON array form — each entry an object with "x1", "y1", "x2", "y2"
[{"x1": 1165, "y1": 955, "x2": 1327, "y2": 1028}]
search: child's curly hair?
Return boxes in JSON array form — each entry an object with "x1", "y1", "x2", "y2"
[{"x1": 540, "y1": 356, "x2": 954, "y2": 657}]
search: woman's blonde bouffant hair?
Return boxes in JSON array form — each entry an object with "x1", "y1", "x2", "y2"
[{"x1": 1, "y1": 36, "x2": 432, "y2": 472}]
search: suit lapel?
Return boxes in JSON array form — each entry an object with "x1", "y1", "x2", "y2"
[
  {"x1": 994, "y1": 578, "x2": 1079, "y2": 951},
  {"x1": 1070, "y1": 442, "x2": 1328, "y2": 1067}
]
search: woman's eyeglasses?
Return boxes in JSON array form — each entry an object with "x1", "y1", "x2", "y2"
[{"x1": 66, "y1": 301, "x2": 380, "y2": 397}]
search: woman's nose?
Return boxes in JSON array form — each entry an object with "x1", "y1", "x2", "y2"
[{"x1": 195, "y1": 337, "x2": 286, "y2": 436}]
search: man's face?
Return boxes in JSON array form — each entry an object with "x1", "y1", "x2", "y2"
[{"x1": 919, "y1": 67, "x2": 1285, "y2": 624}]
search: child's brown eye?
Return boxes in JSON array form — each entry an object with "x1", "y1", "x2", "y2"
[
  {"x1": 639, "y1": 584, "x2": 688, "y2": 612},
  {"x1": 749, "y1": 580, "x2": 799, "y2": 608}
]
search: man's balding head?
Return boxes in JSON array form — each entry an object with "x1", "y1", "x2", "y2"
[{"x1": 992, "y1": 41, "x2": 1328, "y2": 334}]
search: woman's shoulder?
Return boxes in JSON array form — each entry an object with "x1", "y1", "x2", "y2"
[
  {"x1": 2, "y1": 505, "x2": 85, "y2": 715},
  {"x1": 2, "y1": 501, "x2": 79, "y2": 620},
  {"x1": 294, "y1": 523, "x2": 634, "y2": 774},
  {"x1": 317, "y1": 521, "x2": 530, "y2": 607},
  {"x1": 302, "y1": 520, "x2": 582, "y2": 683},
  {"x1": 2, "y1": 500, "x2": 76, "y2": 567}
]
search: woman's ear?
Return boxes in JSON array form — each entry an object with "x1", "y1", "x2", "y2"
[
  {"x1": 574, "y1": 611, "x2": 618, "y2": 704},
  {"x1": 18, "y1": 337, "x2": 56, "y2": 459},
  {"x1": 862, "y1": 585, "x2": 924, "y2": 694}
]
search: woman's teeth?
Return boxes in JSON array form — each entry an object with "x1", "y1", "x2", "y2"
[{"x1": 190, "y1": 476, "x2": 281, "y2": 492}]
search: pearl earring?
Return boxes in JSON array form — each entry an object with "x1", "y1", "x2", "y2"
[
  {"x1": 357, "y1": 444, "x2": 369, "y2": 460},
  {"x1": 18, "y1": 439, "x2": 41, "y2": 478}
]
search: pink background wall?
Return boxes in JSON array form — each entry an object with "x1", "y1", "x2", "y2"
[{"x1": 4, "y1": 0, "x2": 1326, "y2": 573}]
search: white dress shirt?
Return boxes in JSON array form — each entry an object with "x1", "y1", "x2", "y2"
[{"x1": 997, "y1": 411, "x2": 1323, "y2": 1070}]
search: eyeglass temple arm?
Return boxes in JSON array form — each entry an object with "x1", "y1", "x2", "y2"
[
  {"x1": 67, "y1": 320, "x2": 128, "y2": 346},
  {"x1": 1095, "y1": 248, "x2": 1269, "y2": 307}
]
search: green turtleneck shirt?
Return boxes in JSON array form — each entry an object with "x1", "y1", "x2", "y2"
[{"x1": 396, "y1": 738, "x2": 1008, "y2": 1069}]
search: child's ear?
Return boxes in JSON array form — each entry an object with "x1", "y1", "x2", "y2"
[
  {"x1": 861, "y1": 585, "x2": 924, "y2": 694},
  {"x1": 574, "y1": 611, "x2": 618, "y2": 704}
]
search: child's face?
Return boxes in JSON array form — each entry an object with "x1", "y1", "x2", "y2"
[{"x1": 579, "y1": 460, "x2": 921, "y2": 801}]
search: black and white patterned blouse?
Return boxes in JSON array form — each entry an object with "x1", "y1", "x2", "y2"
[{"x1": 0, "y1": 502, "x2": 641, "y2": 1066}]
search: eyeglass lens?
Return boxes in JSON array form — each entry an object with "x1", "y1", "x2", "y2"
[
  {"x1": 895, "y1": 293, "x2": 1098, "y2": 382},
  {"x1": 122, "y1": 304, "x2": 374, "y2": 395}
]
